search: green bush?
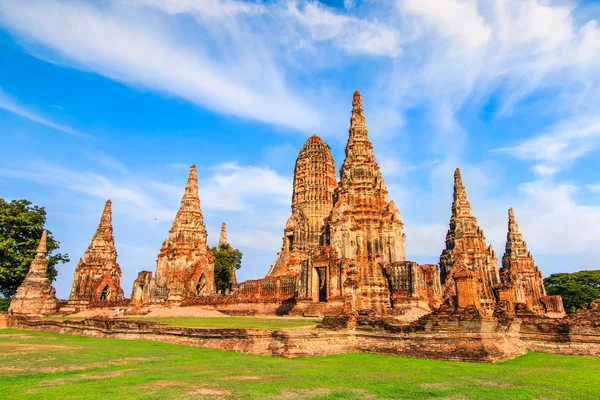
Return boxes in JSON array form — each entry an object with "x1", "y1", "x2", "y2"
[
  {"x1": 0, "y1": 297, "x2": 11, "y2": 312},
  {"x1": 545, "y1": 270, "x2": 600, "y2": 313}
]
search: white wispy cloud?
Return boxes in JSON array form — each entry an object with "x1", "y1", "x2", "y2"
[
  {"x1": 393, "y1": 0, "x2": 600, "y2": 131},
  {"x1": 0, "y1": 163, "x2": 177, "y2": 222},
  {"x1": 199, "y1": 162, "x2": 292, "y2": 211},
  {"x1": 0, "y1": 88, "x2": 86, "y2": 137},
  {"x1": 494, "y1": 116, "x2": 600, "y2": 176},
  {"x1": 283, "y1": 1, "x2": 401, "y2": 56},
  {"x1": 0, "y1": 0, "x2": 319, "y2": 131}
]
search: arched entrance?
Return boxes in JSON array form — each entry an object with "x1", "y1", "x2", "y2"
[
  {"x1": 195, "y1": 274, "x2": 207, "y2": 296},
  {"x1": 99, "y1": 285, "x2": 109, "y2": 301}
]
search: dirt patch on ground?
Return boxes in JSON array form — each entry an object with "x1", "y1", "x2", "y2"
[
  {"x1": 138, "y1": 381, "x2": 233, "y2": 397},
  {"x1": 227, "y1": 375, "x2": 263, "y2": 381},
  {"x1": 184, "y1": 388, "x2": 231, "y2": 396},
  {"x1": 276, "y1": 388, "x2": 378, "y2": 399},
  {"x1": 277, "y1": 388, "x2": 333, "y2": 399},
  {"x1": 0, "y1": 333, "x2": 51, "y2": 340},
  {"x1": 37, "y1": 368, "x2": 137, "y2": 387},
  {"x1": 468, "y1": 378, "x2": 516, "y2": 388},
  {"x1": 420, "y1": 382, "x2": 448, "y2": 389},
  {"x1": 0, "y1": 342, "x2": 80, "y2": 355}
]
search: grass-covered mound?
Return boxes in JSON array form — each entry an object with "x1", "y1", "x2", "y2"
[{"x1": 1, "y1": 329, "x2": 599, "y2": 399}]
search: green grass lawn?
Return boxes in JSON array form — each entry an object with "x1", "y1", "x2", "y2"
[
  {"x1": 2, "y1": 329, "x2": 599, "y2": 399},
  {"x1": 44, "y1": 316, "x2": 322, "y2": 330}
]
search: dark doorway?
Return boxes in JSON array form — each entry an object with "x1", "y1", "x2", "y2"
[
  {"x1": 99, "y1": 285, "x2": 109, "y2": 301},
  {"x1": 196, "y1": 274, "x2": 207, "y2": 295},
  {"x1": 317, "y1": 267, "x2": 327, "y2": 302}
]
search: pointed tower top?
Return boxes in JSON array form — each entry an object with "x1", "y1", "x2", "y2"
[
  {"x1": 35, "y1": 230, "x2": 48, "y2": 257},
  {"x1": 93, "y1": 200, "x2": 113, "y2": 240},
  {"x1": 451, "y1": 167, "x2": 472, "y2": 218},
  {"x1": 82, "y1": 199, "x2": 117, "y2": 262},
  {"x1": 502, "y1": 207, "x2": 536, "y2": 273},
  {"x1": 163, "y1": 163, "x2": 207, "y2": 246},
  {"x1": 99, "y1": 199, "x2": 112, "y2": 225},
  {"x1": 350, "y1": 90, "x2": 366, "y2": 130},
  {"x1": 454, "y1": 168, "x2": 462, "y2": 184},
  {"x1": 219, "y1": 222, "x2": 228, "y2": 246},
  {"x1": 508, "y1": 207, "x2": 517, "y2": 231},
  {"x1": 180, "y1": 165, "x2": 200, "y2": 207},
  {"x1": 300, "y1": 134, "x2": 329, "y2": 153},
  {"x1": 187, "y1": 165, "x2": 198, "y2": 188}
]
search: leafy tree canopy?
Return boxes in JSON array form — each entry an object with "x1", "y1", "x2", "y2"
[
  {"x1": 0, "y1": 199, "x2": 69, "y2": 297},
  {"x1": 544, "y1": 270, "x2": 600, "y2": 313},
  {"x1": 211, "y1": 243, "x2": 242, "y2": 294}
]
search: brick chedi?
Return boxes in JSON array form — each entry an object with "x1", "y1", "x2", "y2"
[
  {"x1": 67, "y1": 200, "x2": 124, "y2": 309},
  {"x1": 326, "y1": 92, "x2": 405, "y2": 265},
  {"x1": 500, "y1": 208, "x2": 564, "y2": 316},
  {"x1": 152, "y1": 165, "x2": 214, "y2": 302},
  {"x1": 219, "y1": 222, "x2": 237, "y2": 287},
  {"x1": 9, "y1": 231, "x2": 58, "y2": 316},
  {"x1": 267, "y1": 134, "x2": 337, "y2": 277},
  {"x1": 296, "y1": 91, "x2": 407, "y2": 316},
  {"x1": 439, "y1": 169, "x2": 500, "y2": 313}
]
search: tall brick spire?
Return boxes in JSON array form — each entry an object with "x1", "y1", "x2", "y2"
[
  {"x1": 153, "y1": 165, "x2": 214, "y2": 302},
  {"x1": 330, "y1": 90, "x2": 404, "y2": 263},
  {"x1": 86, "y1": 200, "x2": 116, "y2": 257},
  {"x1": 267, "y1": 134, "x2": 336, "y2": 277},
  {"x1": 451, "y1": 168, "x2": 473, "y2": 218},
  {"x1": 219, "y1": 222, "x2": 228, "y2": 246},
  {"x1": 9, "y1": 230, "x2": 58, "y2": 315},
  {"x1": 35, "y1": 230, "x2": 47, "y2": 257},
  {"x1": 67, "y1": 200, "x2": 124, "y2": 308},
  {"x1": 439, "y1": 168, "x2": 500, "y2": 313},
  {"x1": 167, "y1": 165, "x2": 206, "y2": 244},
  {"x1": 504, "y1": 207, "x2": 531, "y2": 262},
  {"x1": 500, "y1": 207, "x2": 551, "y2": 314},
  {"x1": 319, "y1": 90, "x2": 405, "y2": 314}
]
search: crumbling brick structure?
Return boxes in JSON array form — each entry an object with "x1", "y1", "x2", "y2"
[
  {"x1": 9, "y1": 231, "x2": 58, "y2": 316},
  {"x1": 267, "y1": 134, "x2": 337, "y2": 278},
  {"x1": 499, "y1": 208, "x2": 564, "y2": 316},
  {"x1": 66, "y1": 200, "x2": 124, "y2": 310}
]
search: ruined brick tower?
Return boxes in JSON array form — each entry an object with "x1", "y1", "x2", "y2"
[
  {"x1": 267, "y1": 134, "x2": 337, "y2": 277},
  {"x1": 500, "y1": 208, "x2": 564, "y2": 315},
  {"x1": 67, "y1": 200, "x2": 124, "y2": 309},
  {"x1": 325, "y1": 91, "x2": 405, "y2": 264},
  {"x1": 153, "y1": 165, "x2": 214, "y2": 302},
  {"x1": 296, "y1": 91, "x2": 406, "y2": 315},
  {"x1": 218, "y1": 222, "x2": 237, "y2": 287},
  {"x1": 9, "y1": 231, "x2": 58, "y2": 315},
  {"x1": 218, "y1": 222, "x2": 228, "y2": 247},
  {"x1": 439, "y1": 169, "x2": 500, "y2": 312}
]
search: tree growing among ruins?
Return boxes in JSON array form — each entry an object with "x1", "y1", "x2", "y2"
[
  {"x1": 545, "y1": 270, "x2": 600, "y2": 313},
  {"x1": 211, "y1": 243, "x2": 242, "y2": 293},
  {"x1": 0, "y1": 199, "x2": 69, "y2": 297}
]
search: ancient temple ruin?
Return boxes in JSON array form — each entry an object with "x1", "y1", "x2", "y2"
[
  {"x1": 65, "y1": 200, "x2": 124, "y2": 310},
  {"x1": 294, "y1": 91, "x2": 409, "y2": 316},
  {"x1": 218, "y1": 222, "x2": 238, "y2": 288},
  {"x1": 132, "y1": 165, "x2": 214, "y2": 305},
  {"x1": 9, "y1": 90, "x2": 600, "y2": 363},
  {"x1": 499, "y1": 208, "x2": 564, "y2": 316},
  {"x1": 268, "y1": 134, "x2": 337, "y2": 278},
  {"x1": 9, "y1": 231, "x2": 58, "y2": 316},
  {"x1": 439, "y1": 169, "x2": 500, "y2": 313}
]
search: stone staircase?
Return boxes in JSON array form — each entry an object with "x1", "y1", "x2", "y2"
[{"x1": 303, "y1": 302, "x2": 327, "y2": 317}]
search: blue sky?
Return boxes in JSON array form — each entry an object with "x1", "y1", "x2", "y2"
[{"x1": 1, "y1": 0, "x2": 600, "y2": 299}]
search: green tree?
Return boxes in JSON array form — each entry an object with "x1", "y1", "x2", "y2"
[
  {"x1": 211, "y1": 243, "x2": 242, "y2": 293},
  {"x1": 544, "y1": 270, "x2": 600, "y2": 313},
  {"x1": 0, "y1": 199, "x2": 69, "y2": 297}
]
